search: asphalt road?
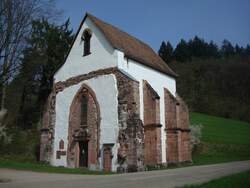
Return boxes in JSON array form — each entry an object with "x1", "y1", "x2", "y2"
[{"x1": 0, "y1": 160, "x2": 250, "y2": 188}]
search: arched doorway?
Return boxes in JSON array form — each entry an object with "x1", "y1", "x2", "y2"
[{"x1": 67, "y1": 84, "x2": 100, "y2": 169}]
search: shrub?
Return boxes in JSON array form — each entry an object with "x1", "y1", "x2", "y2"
[
  {"x1": 0, "y1": 126, "x2": 40, "y2": 162},
  {"x1": 190, "y1": 124, "x2": 203, "y2": 151}
]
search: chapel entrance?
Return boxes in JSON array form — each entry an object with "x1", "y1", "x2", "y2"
[
  {"x1": 79, "y1": 141, "x2": 88, "y2": 167},
  {"x1": 67, "y1": 85, "x2": 100, "y2": 169}
]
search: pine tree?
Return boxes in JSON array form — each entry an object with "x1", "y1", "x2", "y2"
[
  {"x1": 158, "y1": 41, "x2": 173, "y2": 63},
  {"x1": 173, "y1": 39, "x2": 190, "y2": 62},
  {"x1": 235, "y1": 44, "x2": 244, "y2": 56},
  {"x1": 245, "y1": 44, "x2": 250, "y2": 56},
  {"x1": 208, "y1": 41, "x2": 220, "y2": 58},
  {"x1": 221, "y1": 39, "x2": 235, "y2": 57}
]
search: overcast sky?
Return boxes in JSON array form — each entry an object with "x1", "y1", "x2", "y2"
[{"x1": 56, "y1": 0, "x2": 250, "y2": 51}]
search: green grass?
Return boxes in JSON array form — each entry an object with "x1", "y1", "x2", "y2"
[
  {"x1": 0, "y1": 158, "x2": 113, "y2": 175},
  {"x1": 182, "y1": 170, "x2": 250, "y2": 188},
  {"x1": 190, "y1": 112, "x2": 250, "y2": 165},
  {"x1": 190, "y1": 112, "x2": 250, "y2": 145}
]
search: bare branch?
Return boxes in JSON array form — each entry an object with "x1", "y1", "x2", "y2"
[{"x1": 0, "y1": 0, "x2": 60, "y2": 109}]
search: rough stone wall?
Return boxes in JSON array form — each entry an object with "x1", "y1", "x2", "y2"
[
  {"x1": 179, "y1": 131, "x2": 192, "y2": 162},
  {"x1": 54, "y1": 67, "x2": 117, "y2": 93},
  {"x1": 164, "y1": 88, "x2": 192, "y2": 164},
  {"x1": 164, "y1": 89, "x2": 177, "y2": 130},
  {"x1": 176, "y1": 94, "x2": 192, "y2": 162},
  {"x1": 87, "y1": 92, "x2": 99, "y2": 166},
  {"x1": 115, "y1": 71, "x2": 144, "y2": 172},
  {"x1": 144, "y1": 125, "x2": 162, "y2": 165},
  {"x1": 176, "y1": 94, "x2": 189, "y2": 130},
  {"x1": 164, "y1": 88, "x2": 178, "y2": 163},
  {"x1": 143, "y1": 80, "x2": 162, "y2": 165},
  {"x1": 40, "y1": 91, "x2": 56, "y2": 163},
  {"x1": 143, "y1": 81, "x2": 159, "y2": 124},
  {"x1": 166, "y1": 130, "x2": 179, "y2": 163}
]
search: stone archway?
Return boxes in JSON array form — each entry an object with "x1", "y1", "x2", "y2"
[{"x1": 67, "y1": 84, "x2": 100, "y2": 169}]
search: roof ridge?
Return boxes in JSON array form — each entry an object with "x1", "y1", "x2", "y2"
[{"x1": 87, "y1": 13, "x2": 154, "y2": 51}]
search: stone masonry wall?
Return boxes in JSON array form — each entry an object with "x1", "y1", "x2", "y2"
[
  {"x1": 176, "y1": 94, "x2": 192, "y2": 162},
  {"x1": 40, "y1": 91, "x2": 56, "y2": 163},
  {"x1": 115, "y1": 71, "x2": 144, "y2": 172},
  {"x1": 164, "y1": 88, "x2": 192, "y2": 164},
  {"x1": 143, "y1": 80, "x2": 162, "y2": 165}
]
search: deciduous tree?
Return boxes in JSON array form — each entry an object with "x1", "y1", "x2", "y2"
[{"x1": 0, "y1": 0, "x2": 59, "y2": 114}]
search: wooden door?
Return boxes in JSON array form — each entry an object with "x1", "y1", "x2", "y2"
[
  {"x1": 79, "y1": 141, "x2": 88, "y2": 167},
  {"x1": 103, "y1": 147, "x2": 112, "y2": 172}
]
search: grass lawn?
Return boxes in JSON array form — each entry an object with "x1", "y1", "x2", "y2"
[
  {"x1": 190, "y1": 112, "x2": 250, "y2": 165},
  {"x1": 182, "y1": 170, "x2": 250, "y2": 188},
  {"x1": 0, "y1": 158, "x2": 113, "y2": 175}
]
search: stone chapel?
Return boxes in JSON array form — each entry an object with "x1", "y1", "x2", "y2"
[{"x1": 40, "y1": 13, "x2": 192, "y2": 172}]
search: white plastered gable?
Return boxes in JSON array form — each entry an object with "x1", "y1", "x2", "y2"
[{"x1": 54, "y1": 17, "x2": 118, "y2": 82}]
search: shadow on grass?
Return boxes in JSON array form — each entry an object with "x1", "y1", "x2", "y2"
[
  {"x1": 0, "y1": 158, "x2": 114, "y2": 175},
  {"x1": 0, "y1": 179, "x2": 11, "y2": 183}
]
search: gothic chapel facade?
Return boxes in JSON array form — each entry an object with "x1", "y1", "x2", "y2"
[{"x1": 40, "y1": 13, "x2": 192, "y2": 172}]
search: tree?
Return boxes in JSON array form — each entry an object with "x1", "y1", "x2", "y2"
[
  {"x1": 221, "y1": 39, "x2": 235, "y2": 57},
  {"x1": 170, "y1": 57, "x2": 250, "y2": 122},
  {"x1": 235, "y1": 44, "x2": 243, "y2": 55},
  {"x1": 245, "y1": 44, "x2": 250, "y2": 56},
  {"x1": 173, "y1": 39, "x2": 190, "y2": 62},
  {"x1": 158, "y1": 41, "x2": 173, "y2": 63},
  {"x1": 188, "y1": 36, "x2": 208, "y2": 58},
  {"x1": 0, "y1": 0, "x2": 59, "y2": 114},
  {"x1": 208, "y1": 41, "x2": 220, "y2": 58},
  {"x1": 14, "y1": 19, "x2": 74, "y2": 129}
]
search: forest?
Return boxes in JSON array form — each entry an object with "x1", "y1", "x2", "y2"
[{"x1": 159, "y1": 38, "x2": 250, "y2": 122}]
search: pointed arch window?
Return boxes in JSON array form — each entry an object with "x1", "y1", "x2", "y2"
[
  {"x1": 81, "y1": 29, "x2": 92, "y2": 56},
  {"x1": 81, "y1": 95, "x2": 88, "y2": 125}
]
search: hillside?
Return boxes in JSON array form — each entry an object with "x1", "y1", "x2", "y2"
[
  {"x1": 169, "y1": 57, "x2": 250, "y2": 123},
  {"x1": 190, "y1": 112, "x2": 250, "y2": 165}
]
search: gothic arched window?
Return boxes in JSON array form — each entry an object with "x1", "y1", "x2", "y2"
[
  {"x1": 81, "y1": 95, "x2": 88, "y2": 125},
  {"x1": 82, "y1": 29, "x2": 92, "y2": 56}
]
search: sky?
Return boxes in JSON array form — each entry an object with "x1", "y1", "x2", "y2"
[{"x1": 56, "y1": 0, "x2": 250, "y2": 51}]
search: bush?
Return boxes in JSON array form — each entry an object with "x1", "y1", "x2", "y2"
[
  {"x1": 190, "y1": 124, "x2": 203, "y2": 151},
  {"x1": 0, "y1": 127, "x2": 40, "y2": 162}
]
